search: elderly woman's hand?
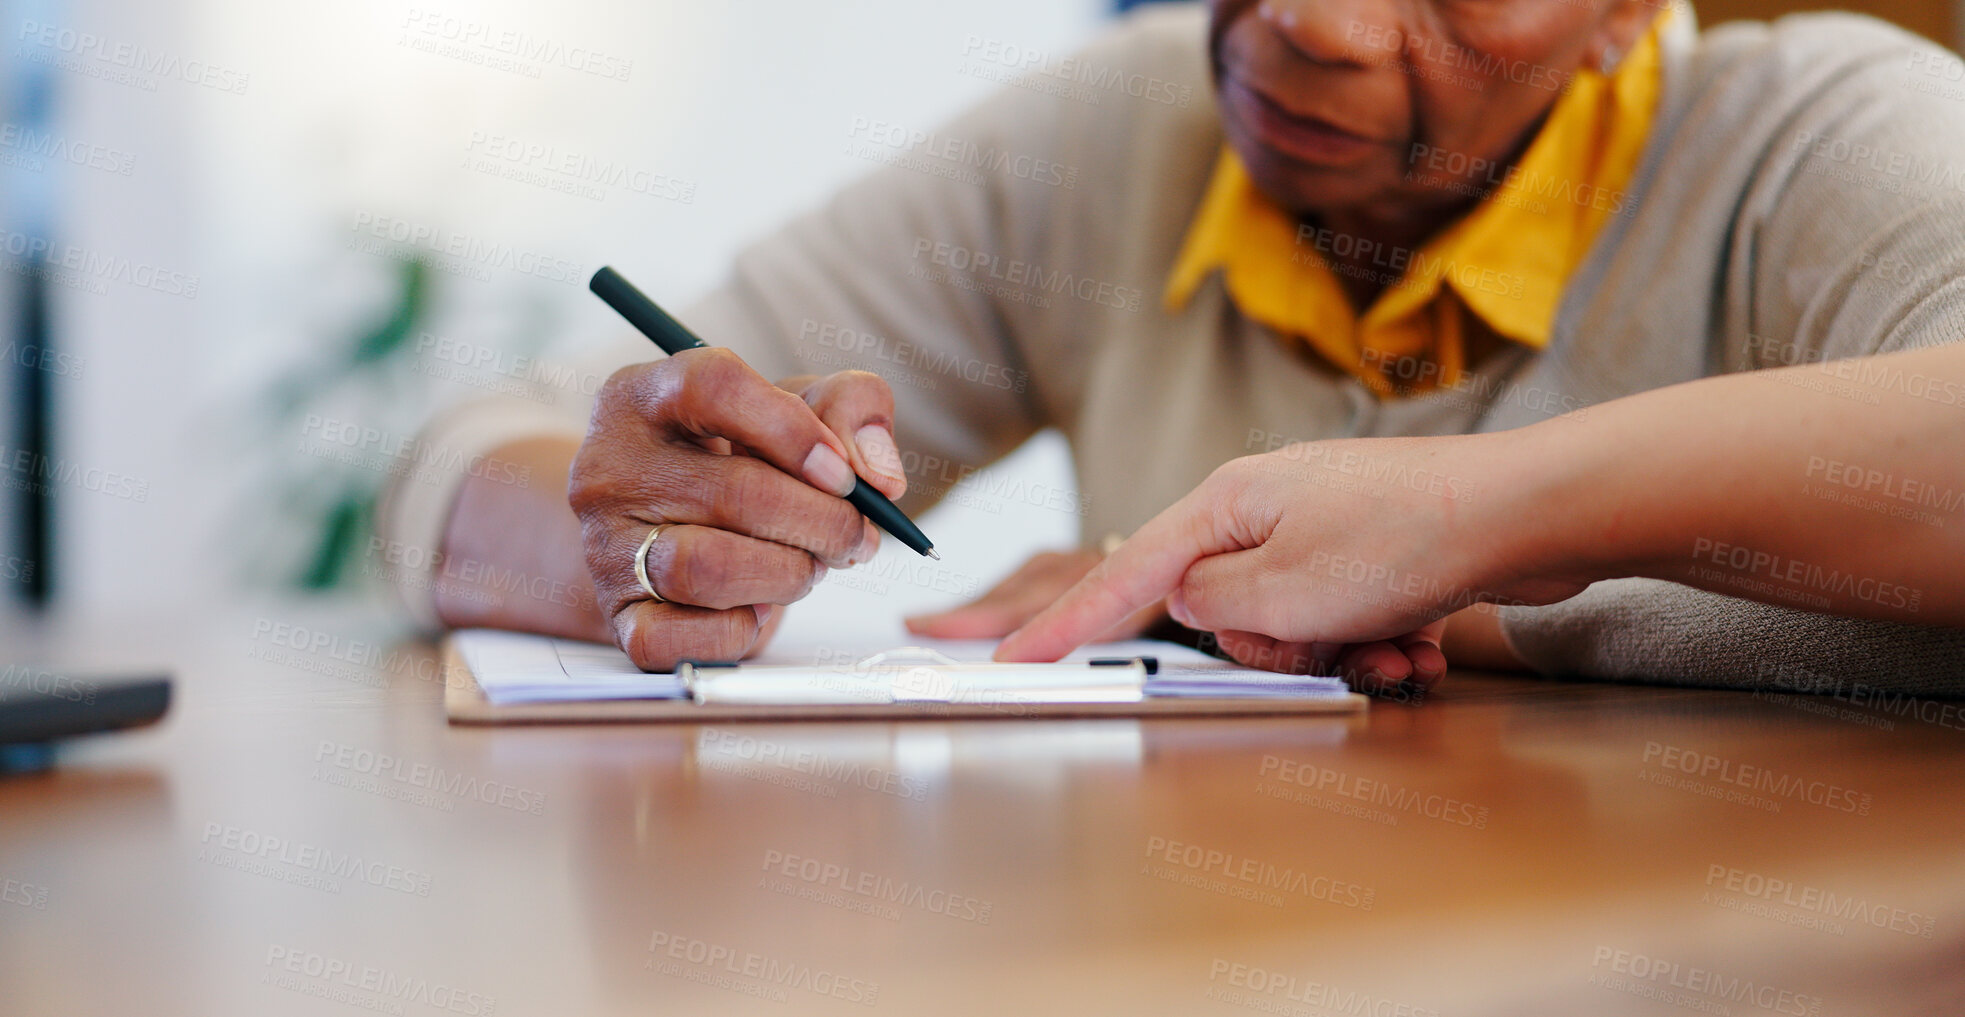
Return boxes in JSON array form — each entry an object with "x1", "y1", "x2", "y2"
[
  {"x1": 568, "y1": 352, "x2": 904, "y2": 671},
  {"x1": 995, "y1": 433, "x2": 1591, "y2": 692}
]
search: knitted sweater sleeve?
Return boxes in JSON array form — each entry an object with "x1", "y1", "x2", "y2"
[{"x1": 1497, "y1": 14, "x2": 1965, "y2": 694}]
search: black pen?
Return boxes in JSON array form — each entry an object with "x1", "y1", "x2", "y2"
[{"x1": 589, "y1": 265, "x2": 939, "y2": 560}]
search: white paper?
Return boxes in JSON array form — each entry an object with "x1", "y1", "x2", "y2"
[{"x1": 455, "y1": 629, "x2": 1348, "y2": 706}]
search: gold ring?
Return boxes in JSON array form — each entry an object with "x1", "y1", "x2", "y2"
[{"x1": 633, "y1": 523, "x2": 677, "y2": 604}]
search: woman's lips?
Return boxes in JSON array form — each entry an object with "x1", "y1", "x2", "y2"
[{"x1": 1224, "y1": 77, "x2": 1382, "y2": 167}]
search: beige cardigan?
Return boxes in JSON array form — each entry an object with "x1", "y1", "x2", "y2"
[{"x1": 382, "y1": 5, "x2": 1965, "y2": 694}]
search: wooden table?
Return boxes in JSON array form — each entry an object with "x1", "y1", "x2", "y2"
[{"x1": 4, "y1": 609, "x2": 1961, "y2": 1016}]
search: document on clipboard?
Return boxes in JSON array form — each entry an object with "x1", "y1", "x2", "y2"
[{"x1": 452, "y1": 629, "x2": 1353, "y2": 708}]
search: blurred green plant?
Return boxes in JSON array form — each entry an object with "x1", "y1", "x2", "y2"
[
  {"x1": 269, "y1": 257, "x2": 427, "y2": 591},
  {"x1": 245, "y1": 250, "x2": 559, "y2": 597}
]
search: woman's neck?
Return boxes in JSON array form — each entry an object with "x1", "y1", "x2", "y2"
[{"x1": 1315, "y1": 201, "x2": 1472, "y2": 313}]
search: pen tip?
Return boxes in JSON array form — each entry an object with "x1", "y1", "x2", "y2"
[{"x1": 926, "y1": 549, "x2": 942, "y2": 560}]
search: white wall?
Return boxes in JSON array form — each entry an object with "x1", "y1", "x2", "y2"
[{"x1": 45, "y1": 0, "x2": 1110, "y2": 614}]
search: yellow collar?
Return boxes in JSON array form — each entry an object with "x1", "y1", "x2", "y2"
[{"x1": 1165, "y1": 16, "x2": 1666, "y2": 396}]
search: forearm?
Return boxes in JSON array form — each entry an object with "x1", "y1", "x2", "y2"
[
  {"x1": 1511, "y1": 344, "x2": 1965, "y2": 626},
  {"x1": 433, "y1": 437, "x2": 611, "y2": 642}
]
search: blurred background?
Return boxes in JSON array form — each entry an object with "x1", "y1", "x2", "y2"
[{"x1": 0, "y1": 0, "x2": 1957, "y2": 630}]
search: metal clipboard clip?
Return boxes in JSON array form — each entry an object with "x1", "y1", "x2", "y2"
[{"x1": 678, "y1": 647, "x2": 1154, "y2": 707}]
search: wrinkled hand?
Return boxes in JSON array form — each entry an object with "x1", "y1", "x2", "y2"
[
  {"x1": 568, "y1": 350, "x2": 906, "y2": 670},
  {"x1": 903, "y1": 549, "x2": 1164, "y2": 641},
  {"x1": 996, "y1": 435, "x2": 1588, "y2": 692}
]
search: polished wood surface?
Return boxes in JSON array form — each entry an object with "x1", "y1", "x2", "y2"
[{"x1": 4, "y1": 609, "x2": 1962, "y2": 1016}]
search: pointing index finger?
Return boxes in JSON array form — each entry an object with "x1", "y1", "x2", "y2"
[{"x1": 994, "y1": 494, "x2": 1227, "y2": 662}]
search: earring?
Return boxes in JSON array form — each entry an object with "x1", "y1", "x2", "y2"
[{"x1": 1598, "y1": 44, "x2": 1623, "y2": 74}]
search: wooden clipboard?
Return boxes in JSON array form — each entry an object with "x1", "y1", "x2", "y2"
[{"x1": 440, "y1": 637, "x2": 1369, "y2": 725}]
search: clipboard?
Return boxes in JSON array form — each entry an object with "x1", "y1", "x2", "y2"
[{"x1": 440, "y1": 637, "x2": 1369, "y2": 725}]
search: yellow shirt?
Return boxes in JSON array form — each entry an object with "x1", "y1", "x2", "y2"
[{"x1": 1165, "y1": 17, "x2": 1667, "y2": 396}]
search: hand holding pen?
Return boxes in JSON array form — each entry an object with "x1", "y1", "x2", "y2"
[{"x1": 568, "y1": 266, "x2": 936, "y2": 672}]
